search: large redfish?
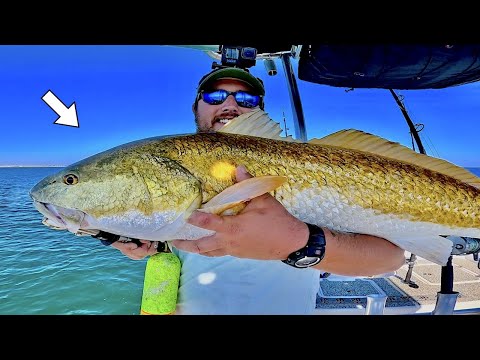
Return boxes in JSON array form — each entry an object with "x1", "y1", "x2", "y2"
[{"x1": 30, "y1": 110, "x2": 480, "y2": 265}]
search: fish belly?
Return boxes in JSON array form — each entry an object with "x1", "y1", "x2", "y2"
[{"x1": 277, "y1": 186, "x2": 480, "y2": 266}]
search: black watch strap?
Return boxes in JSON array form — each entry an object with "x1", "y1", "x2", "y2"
[{"x1": 282, "y1": 223, "x2": 326, "y2": 268}]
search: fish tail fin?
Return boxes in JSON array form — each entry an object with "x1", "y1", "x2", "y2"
[{"x1": 389, "y1": 235, "x2": 454, "y2": 266}]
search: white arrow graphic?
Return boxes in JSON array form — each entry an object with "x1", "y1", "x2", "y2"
[{"x1": 41, "y1": 90, "x2": 79, "y2": 127}]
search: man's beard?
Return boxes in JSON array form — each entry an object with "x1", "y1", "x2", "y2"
[{"x1": 194, "y1": 113, "x2": 215, "y2": 133}]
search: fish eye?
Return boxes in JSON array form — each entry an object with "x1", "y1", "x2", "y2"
[{"x1": 63, "y1": 174, "x2": 79, "y2": 185}]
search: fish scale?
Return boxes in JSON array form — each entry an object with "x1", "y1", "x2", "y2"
[
  {"x1": 164, "y1": 133, "x2": 479, "y2": 229},
  {"x1": 30, "y1": 111, "x2": 480, "y2": 266}
]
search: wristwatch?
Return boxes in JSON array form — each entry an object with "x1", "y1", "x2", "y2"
[{"x1": 282, "y1": 223, "x2": 326, "y2": 268}]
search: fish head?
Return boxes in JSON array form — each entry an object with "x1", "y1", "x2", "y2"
[{"x1": 29, "y1": 140, "x2": 203, "y2": 240}]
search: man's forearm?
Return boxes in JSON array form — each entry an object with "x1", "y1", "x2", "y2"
[{"x1": 313, "y1": 228, "x2": 406, "y2": 276}]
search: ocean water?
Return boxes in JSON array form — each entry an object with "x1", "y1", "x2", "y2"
[
  {"x1": 1, "y1": 167, "x2": 479, "y2": 315},
  {"x1": 0, "y1": 167, "x2": 147, "y2": 315}
]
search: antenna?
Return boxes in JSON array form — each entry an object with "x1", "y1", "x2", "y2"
[{"x1": 283, "y1": 111, "x2": 289, "y2": 137}]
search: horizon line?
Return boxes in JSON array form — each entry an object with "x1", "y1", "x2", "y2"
[{"x1": 0, "y1": 165, "x2": 65, "y2": 168}]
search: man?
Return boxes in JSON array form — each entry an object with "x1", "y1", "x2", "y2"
[{"x1": 112, "y1": 67, "x2": 405, "y2": 314}]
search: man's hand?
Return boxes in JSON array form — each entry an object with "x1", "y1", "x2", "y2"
[
  {"x1": 111, "y1": 239, "x2": 159, "y2": 260},
  {"x1": 172, "y1": 165, "x2": 309, "y2": 260}
]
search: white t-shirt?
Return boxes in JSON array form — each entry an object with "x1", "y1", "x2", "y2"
[{"x1": 172, "y1": 248, "x2": 322, "y2": 315}]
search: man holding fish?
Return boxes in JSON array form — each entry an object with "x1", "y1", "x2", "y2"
[{"x1": 111, "y1": 67, "x2": 405, "y2": 314}]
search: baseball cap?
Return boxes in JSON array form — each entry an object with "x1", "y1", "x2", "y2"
[{"x1": 196, "y1": 67, "x2": 265, "y2": 96}]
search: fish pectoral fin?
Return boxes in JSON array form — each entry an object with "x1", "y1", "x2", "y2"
[
  {"x1": 197, "y1": 201, "x2": 248, "y2": 216},
  {"x1": 199, "y1": 175, "x2": 287, "y2": 215}
]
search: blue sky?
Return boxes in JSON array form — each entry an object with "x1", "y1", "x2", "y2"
[{"x1": 1, "y1": 45, "x2": 479, "y2": 167}]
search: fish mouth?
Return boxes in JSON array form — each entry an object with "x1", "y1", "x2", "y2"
[{"x1": 32, "y1": 200, "x2": 87, "y2": 234}]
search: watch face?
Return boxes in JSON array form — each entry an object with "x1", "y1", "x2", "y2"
[{"x1": 295, "y1": 257, "x2": 321, "y2": 268}]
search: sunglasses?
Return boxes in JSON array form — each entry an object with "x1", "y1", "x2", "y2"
[{"x1": 200, "y1": 89, "x2": 262, "y2": 109}]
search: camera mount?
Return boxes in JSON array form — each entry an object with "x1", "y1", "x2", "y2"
[{"x1": 211, "y1": 45, "x2": 257, "y2": 71}]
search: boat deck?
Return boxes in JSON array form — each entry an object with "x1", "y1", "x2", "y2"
[{"x1": 314, "y1": 253, "x2": 480, "y2": 315}]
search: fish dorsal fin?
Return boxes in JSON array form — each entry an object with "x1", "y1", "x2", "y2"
[
  {"x1": 199, "y1": 175, "x2": 287, "y2": 215},
  {"x1": 219, "y1": 109, "x2": 298, "y2": 142},
  {"x1": 309, "y1": 129, "x2": 480, "y2": 189}
]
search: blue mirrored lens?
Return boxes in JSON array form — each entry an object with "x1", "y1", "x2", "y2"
[
  {"x1": 202, "y1": 90, "x2": 260, "y2": 108},
  {"x1": 203, "y1": 90, "x2": 227, "y2": 104},
  {"x1": 235, "y1": 91, "x2": 260, "y2": 108}
]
